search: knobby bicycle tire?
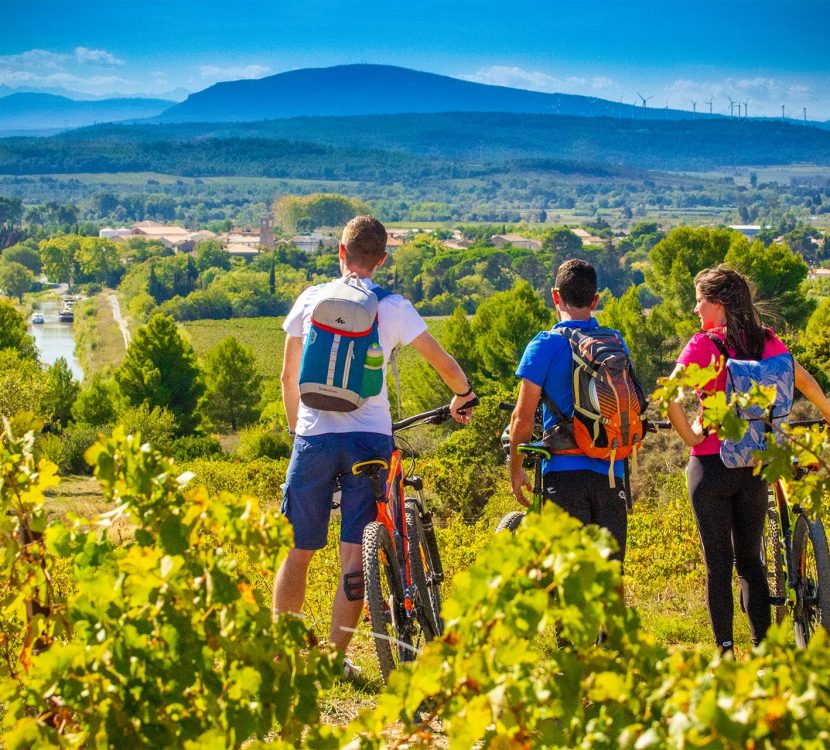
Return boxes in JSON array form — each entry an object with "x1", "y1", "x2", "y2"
[
  {"x1": 362, "y1": 521, "x2": 411, "y2": 683},
  {"x1": 495, "y1": 510, "x2": 526, "y2": 534},
  {"x1": 405, "y1": 500, "x2": 442, "y2": 638},
  {"x1": 764, "y1": 502, "x2": 786, "y2": 625},
  {"x1": 792, "y1": 516, "x2": 830, "y2": 649}
]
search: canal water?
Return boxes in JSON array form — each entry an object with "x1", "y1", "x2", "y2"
[{"x1": 27, "y1": 298, "x2": 84, "y2": 381}]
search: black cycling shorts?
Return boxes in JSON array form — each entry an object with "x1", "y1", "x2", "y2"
[{"x1": 543, "y1": 470, "x2": 628, "y2": 563}]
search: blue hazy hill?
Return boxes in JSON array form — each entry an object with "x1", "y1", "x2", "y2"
[
  {"x1": 156, "y1": 63, "x2": 697, "y2": 123},
  {"x1": 0, "y1": 93, "x2": 176, "y2": 134}
]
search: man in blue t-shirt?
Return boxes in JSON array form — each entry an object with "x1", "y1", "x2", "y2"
[{"x1": 509, "y1": 258, "x2": 631, "y2": 562}]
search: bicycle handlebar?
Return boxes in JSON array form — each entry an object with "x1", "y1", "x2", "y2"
[
  {"x1": 787, "y1": 418, "x2": 827, "y2": 428},
  {"x1": 392, "y1": 397, "x2": 480, "y2": 432}
]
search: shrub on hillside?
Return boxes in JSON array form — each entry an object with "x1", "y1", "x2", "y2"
[
  {"x1": 58, "y1": 422, "x2": 102, "y2": 475},
  {"x1": 424, "y1": 393, "x2": 513, "y2": 519},
  {"x1": 171, "y1": 434, "x2": 224, "y2": 461},
  {"x1": 182, "y1": 457, "x2": 288, "y2": 500},
  {"x1": 159, "y1": 289, "x2": 234, "y2": 321},
  {"x1": 72, "y1": 374, "x2": 118, "y2": 427},
  {"x1": 237, "y1": 426, "x2": 292, "y2": 462},
  {"x1": 117, "y1": 402, "x2": 177, "y2": 454}
]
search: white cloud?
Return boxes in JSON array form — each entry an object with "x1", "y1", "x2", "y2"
[
  {"x1": 0, "y1": 49, "x2": 68, "y2": 72},
  {"x1": 199, "y1": 64, "x2": 271, "y2": 81},
  {"x1": 461, "y1": 66, "x2": 617, "y2": 95},
  {"x1": 0, "y1": 46, "x2": 137, "y2": 95},
  {"x1": 75, "y1": 47, "x2": 124, "y2": 66},
  {"x1": 666, "y1": 76, "x2": 825, "y2": 117}
]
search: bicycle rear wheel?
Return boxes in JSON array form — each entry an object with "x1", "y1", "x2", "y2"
[
  {"x1": 362, "y1": 521, "x2": 412, "y2": 683},
  {"x1": 495, "y1": 510, "x2": 526, "y2": 533},
  {"x1": 792, "y1": 516, "x2": 830, "y2": 648},
  {"x1": 763, "y1": 502, "x2": 786, "y2": 625},
  {"x1": 405, "y1": 500, "x2": 442, "y2": 638}
]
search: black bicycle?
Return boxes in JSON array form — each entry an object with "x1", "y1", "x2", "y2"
[
  {"x1": 356, "y1": 399, "x2": 477, "y2": 683},
  {"x1": 762, "y1": 418, "x2": 830, "y2": 647}
]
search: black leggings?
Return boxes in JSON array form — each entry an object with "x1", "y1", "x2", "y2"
[{"x1": 686, "y1": 455, "x2": 770, "y2": 648}]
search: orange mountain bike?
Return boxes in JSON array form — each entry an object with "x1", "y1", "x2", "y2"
[{"x1": 354, "y1": 398, "x2": 477, "y2": 683}]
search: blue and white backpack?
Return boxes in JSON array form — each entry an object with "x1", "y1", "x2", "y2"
[
  {"x1": 706, "y1": 333, "x2": 794, "y2": 468},
  {"x1": 298, "y1": 274, "x2": 391, "y2": 412}
]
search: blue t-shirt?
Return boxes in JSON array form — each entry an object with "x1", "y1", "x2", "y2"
[{"x1": 516, "y1": 317, "x2": 628, "y2": 478}]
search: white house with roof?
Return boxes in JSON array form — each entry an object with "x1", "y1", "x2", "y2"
[
  {"x1": 290, "y1": 232, "x2": 339, "y2": 253},
  {"x1": 572, "y1": 227, "x2": 605, "y2": 245},
  {"x1": 491, "y1": 233, "x2": 541, "y2": 250}
]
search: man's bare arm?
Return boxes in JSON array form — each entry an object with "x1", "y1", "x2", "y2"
[
  {"x1": 281, "y1": 335, "x2": 303, "y2": 433},
  {"x1": 509, "y1": 378, "x2": 541, "y2": 506}
]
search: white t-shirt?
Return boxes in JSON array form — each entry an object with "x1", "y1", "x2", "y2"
[{"x1": 283, "y1": 279, "x2": 428, "y2": 436}]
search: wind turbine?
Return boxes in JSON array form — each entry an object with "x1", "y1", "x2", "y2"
[
  {"x1": 707, "y1": 98, "x2": 713, "y2": 115},
  {"x1": 742, "y1": 100, "x2": 748, "y2": 118},
  {"x1": 803, "y1": 107, "x2": 807, "y2": 122},
  {"x1": 691, "y1": 100, "x2": 697, "y2": 115},
  {"x1": 782, "y1": 104, "x2": 786, "y2": 119},
  {"x1": 637, "y1": 92, "x2": 653, "y2": 108},
  {"x1": 727, "y1": 95, "x2": 736, "y2": 117}
]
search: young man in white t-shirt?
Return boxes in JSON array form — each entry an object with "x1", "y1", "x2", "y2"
[{"x1": 274, "y1": 215, "x2": 476, "y2": 667}]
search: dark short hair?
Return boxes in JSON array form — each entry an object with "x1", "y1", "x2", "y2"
[
  {"x1": 555, "y1": 259, "x2": 597, "y2": 308},
  {"x1": 341, "y1": 215, "x2": 387, "y2": 271}
]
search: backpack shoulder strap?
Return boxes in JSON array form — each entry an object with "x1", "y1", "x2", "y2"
[
  {"x1": 372, "y1": 286, "x2": 393, "y2": 302},
  {"x1": 540, "y1": 327, "x2": 575, "y2": 422},
  {"x1": 705, "y1": 332, "x2": 730, "y2": 360}
]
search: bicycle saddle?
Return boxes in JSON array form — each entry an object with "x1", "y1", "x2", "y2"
[{"x1": 352, "y1": 459, "x2": 389, "y2": 477}]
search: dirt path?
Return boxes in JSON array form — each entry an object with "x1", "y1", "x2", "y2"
[{"x1": 109, "y1": 293, "x2": 131, "y2": 349}]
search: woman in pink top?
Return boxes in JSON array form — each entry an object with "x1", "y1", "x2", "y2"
[{"x1": 667, "y1": 265, "x2": 830, "y2": 656}]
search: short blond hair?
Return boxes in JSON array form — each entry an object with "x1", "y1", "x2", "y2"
[{"x1": 341, "y1": 215, "x2": 387, "y2": 271}]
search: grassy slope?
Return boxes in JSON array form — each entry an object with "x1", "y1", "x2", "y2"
[
  {"x1": 72, "y1": 292, "x2": 127, "y2": 377},
  {"x1": 180, "y1": 317, "x2": 286, "y2": 382}
]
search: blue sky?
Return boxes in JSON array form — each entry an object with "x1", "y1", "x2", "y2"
[{"x1": 1, "y1": 0, "x2": 829, "y2": 118}]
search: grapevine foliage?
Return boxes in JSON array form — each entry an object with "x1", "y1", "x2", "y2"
[
  {"x1": 0, "y1": 416, "x2": 338, "y2": 749},
  {"x1": 2, "y1": 357, "x2": 830, "y2": 748}
]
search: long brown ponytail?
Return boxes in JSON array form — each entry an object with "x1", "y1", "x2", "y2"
[{"x1": 695, "y1": 264, "x2": 768, "y2": 359}]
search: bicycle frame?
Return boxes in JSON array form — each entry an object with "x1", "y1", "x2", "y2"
[
  {"x1": 377, "y1": 449, "x2": 416, "y2": 613},
  {"x1": 768, "y1": 465, "x2": 819, "y2": 609},
  {"x1": 517, "y1": 443, "x2": 550, "y2": 514}
]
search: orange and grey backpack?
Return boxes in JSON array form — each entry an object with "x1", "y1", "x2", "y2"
[{"x1": 541, "y1": 326, "x2": 647, "y2": 487}]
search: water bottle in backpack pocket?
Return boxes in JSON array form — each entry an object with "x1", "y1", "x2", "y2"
[{"x1": 298, "y1": 274, "x2": 391, "y2": 411}]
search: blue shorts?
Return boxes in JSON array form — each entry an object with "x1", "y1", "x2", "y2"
[{"x1": 282, "y1": 431, "x2": 394, "y2": 550}]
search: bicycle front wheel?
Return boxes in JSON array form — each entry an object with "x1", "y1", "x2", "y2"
[
  {"x1": 495, "y1": 510, "x2": 526, "y2": 534},
  {"x1": 405, "y1": 500, "x2": 442, "y2": 638},
  {"x1": 792, "y1": 516, "x2": 830, "y2": 648},
  {"x1": 362, "y1": 521, "x2": 412, "y2": 683}
]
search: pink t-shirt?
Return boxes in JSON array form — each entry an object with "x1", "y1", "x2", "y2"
[{"x1": 676, "y1": 328, "x2": 789, "y2": 456}]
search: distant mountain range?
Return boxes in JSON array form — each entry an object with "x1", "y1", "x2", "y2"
[
  {"x1": 156, "y1": 63, "x2": 697, "y2": 123},
  {"x1": 2, "y1": 65, "x2": 828, "y2": 135},
  {"x1": 0, "y1": 93, "x2": 175, "y2": 135}
]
